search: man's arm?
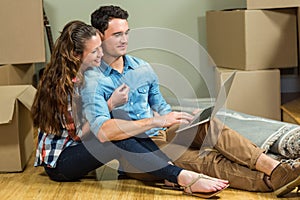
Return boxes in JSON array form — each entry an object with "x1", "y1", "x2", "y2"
[
  {"x1": 74, "y1": 83, "x2": 129, "y2": 139},
  {"x1": 81, "y1": 68, "x2": 193, "y2": 143},
  {"x1": 97, "y1": 111, "x2": 193, "y2": 143}
]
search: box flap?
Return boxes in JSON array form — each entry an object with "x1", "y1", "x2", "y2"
[
  {"x1": 0, "y1": 64, "x2": 35, "y2": 86},
  {"x1": 0, "y1": 85, "x2": 36, "y2": 124},
  {"x1": 17, "y1": 85, "x2": 36, "y2": 111}
]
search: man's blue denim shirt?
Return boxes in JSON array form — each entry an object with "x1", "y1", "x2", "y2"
[{"x1": 81, "y1": 55, "x2": 172, "y2": 137}]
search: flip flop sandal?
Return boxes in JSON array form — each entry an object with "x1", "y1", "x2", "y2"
[
  {"x1": 182, "y1": 174, "x2": 229, "y2": 199},
  {"x1": 155, "y1": 182, "x2": 183, "y2": 191},
  {"x1": 161, "y1": 184, "x2": 184, "y2": 191}
]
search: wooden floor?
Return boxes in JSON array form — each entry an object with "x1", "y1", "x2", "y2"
[{"x1": 1, "y1": 153, "x2": 299, "y2": 200}]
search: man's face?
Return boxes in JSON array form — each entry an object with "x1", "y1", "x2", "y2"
[{"x1": 101, "y1": 18, "x2": 129, "y2": 58}]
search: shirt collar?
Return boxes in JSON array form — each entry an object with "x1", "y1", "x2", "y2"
[{"x1": 99, "y1": 55, "x2": 136, "y2": 76}]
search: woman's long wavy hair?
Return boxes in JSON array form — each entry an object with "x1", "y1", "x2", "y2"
[{"x1": 31, "y1": 20, "x2": 99, "y2": 135}]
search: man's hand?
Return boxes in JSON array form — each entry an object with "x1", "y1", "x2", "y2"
[{"x1": 152, "y1": 111, "x2": 194, "y2": 128}]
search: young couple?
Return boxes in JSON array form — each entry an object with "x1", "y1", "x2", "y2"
[{"x1": 32, "y1": 5, "x2": 300, "y2": 198}]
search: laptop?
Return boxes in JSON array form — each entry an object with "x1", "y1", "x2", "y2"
[{"x1": 176, "y1": 71, "x2": 236, "y2": 133}]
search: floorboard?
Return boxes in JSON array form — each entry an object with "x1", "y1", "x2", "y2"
[{"x1": 0, "y1": 152, "x2": 299, "y2": 199}]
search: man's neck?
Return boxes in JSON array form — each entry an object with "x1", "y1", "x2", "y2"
[{"x1": 103, "y1": 55, "x2": 124, "y2": 73}]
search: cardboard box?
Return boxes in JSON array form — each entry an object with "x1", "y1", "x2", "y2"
[
  {"x1": 0, "y1": 64, "x2": 35, "y2": 86},
  {"x1": 0, "y1": 0, "x2": 45, "y2": 64},
  {"x1": 207, "y1": 9, "x2": 297, "y2": 70},
  {"x1": 281, "y1": 97, "x2": 300, "y2": 124},
  {"x1": 0, "y1": 85, "x2": 36, "y2": 172},
  {"x1": 215, "y1": 67, "x2": 281, "y2": 120},
  {"x1": 246, "y1": 0, "x2": 300, "y2": 10}
]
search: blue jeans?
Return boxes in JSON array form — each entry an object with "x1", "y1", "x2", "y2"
[{"x1": 44, "y1": 133, "x2": 182, "y2": 183}]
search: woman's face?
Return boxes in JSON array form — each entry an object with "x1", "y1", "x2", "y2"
[{"x1": 81, "y1": 33, "x2": 103, "y2": 70}]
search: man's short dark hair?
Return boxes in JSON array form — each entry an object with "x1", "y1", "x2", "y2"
[{"x1": 91, "y1": 5, "x2": 129, "y2": 34}]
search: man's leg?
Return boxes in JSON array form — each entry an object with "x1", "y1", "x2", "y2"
[
  {"x1": 207, "y1": 119, "x2": 300, "y2": 196},
  {"x1": 165, "y1": 119, "x2": 300, "y2": 195},
  {"x1": 173, "y1": 149, "x2": 271, "y2": 192}
]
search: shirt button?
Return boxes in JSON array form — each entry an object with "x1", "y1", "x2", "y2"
[
  {"x1": 130, "y1": 102, "x2": 134, "y2": 105},
  {"x1": 137, "y1": 114, "x2": 140, "y2": 117}
]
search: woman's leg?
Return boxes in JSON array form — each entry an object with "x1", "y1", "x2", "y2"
[
  {"x1": 46, "y1": 131, "x2": 229, "y2": 194},
  {"x1": 113, "y1": 135, "x2": 182, "y2": 184},
  {"x1": 115, "y1": 135, "x2": 229, "y2": 194},
  {"x1": 44, "y1": 133, "x2": 124, "y2": 181},
  {"x1": 44, "y1": 143, "x2": 104, "y2": 181},
  {"x1": 134, "y1": 133, "x2": 171, "y2": 162}
]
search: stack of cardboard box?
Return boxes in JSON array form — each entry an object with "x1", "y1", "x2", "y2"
[
  {"x1": 0, "y1": 0, "x2": 45, "y2": 172},
  {"x1": 206, "y1": 0, "x2": 300, "y2": 121}
]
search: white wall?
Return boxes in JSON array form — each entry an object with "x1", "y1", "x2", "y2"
[{"x1": 43, "y1": 0, "x2": 246, "y2": 98}]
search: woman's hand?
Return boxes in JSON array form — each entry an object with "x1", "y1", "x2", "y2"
[{"x1": 107, "y1": 83, "x2": 130, "y2": 111}]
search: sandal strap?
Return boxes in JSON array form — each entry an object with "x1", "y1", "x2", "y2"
[
  {"x1": 184, "y1": 175, "x2": 201, "y2": 193},
  {"x1": 185, "y1": 175, "x2": 201, "y2": 188},
  {"x1": 200, "y1": 174, "x2": 217, "y2": 181},
  {"x1": 184, "y1": 174, "x2": 211, "y2": 193}
]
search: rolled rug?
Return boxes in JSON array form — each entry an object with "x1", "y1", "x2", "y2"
[
  {"x1": 167, "y1": 98, "x2": 300, "y2": 159},
  {"x1": 216, "y1": 110, "x2": 300, "y2": 159},
  {"x1": 270, "y1": 127, "x2": 300, "y2": 159}
]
